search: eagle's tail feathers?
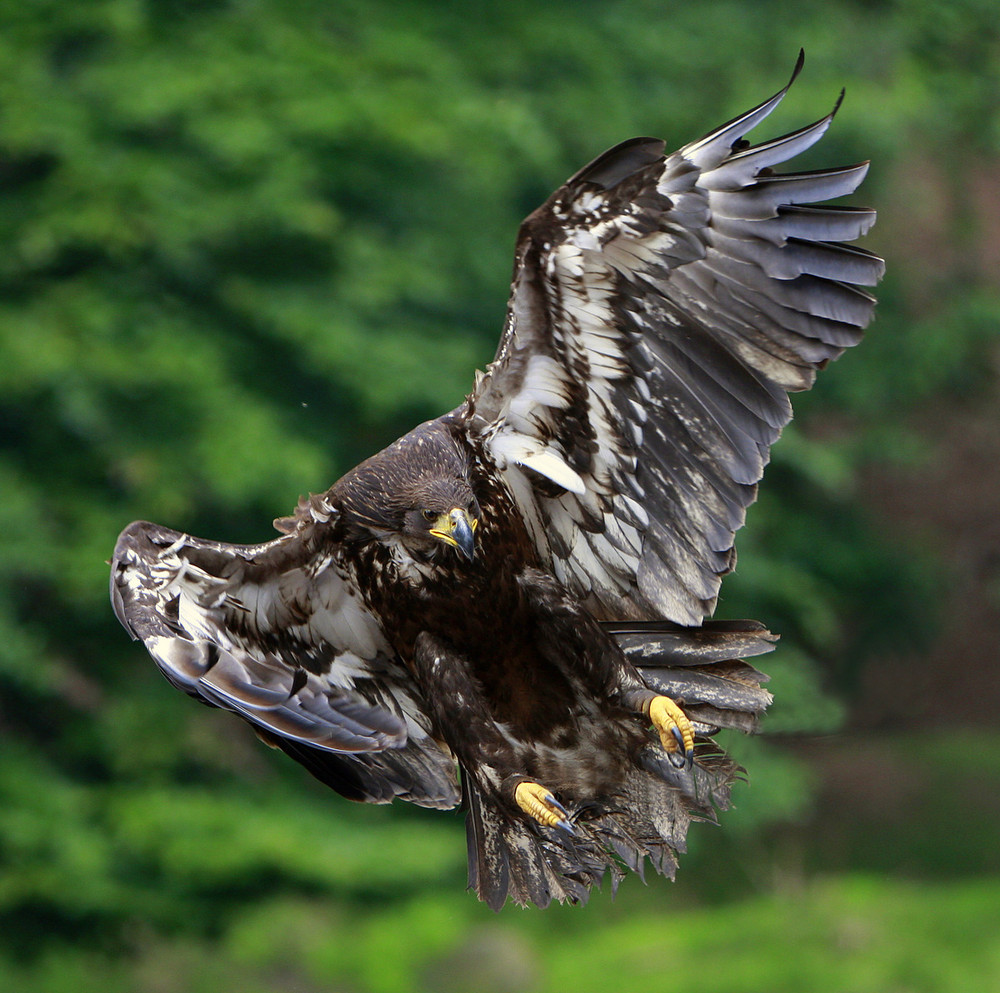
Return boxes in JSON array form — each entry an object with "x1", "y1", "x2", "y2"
[
  {"x1": 465, "y1": 778, "x2": 607, "y2": 911},
  {"x1": 465, "y1": 780, "x2": 512, "y2": 911},
  {"x1": 463, "y1": 751, "x2": 740, "y2": 909}
]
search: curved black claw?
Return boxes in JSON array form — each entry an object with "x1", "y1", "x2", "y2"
[
  {"x1": 544, "y1": 792, "x2": 574, "y2": 833},
  {"x1": 514, "y1": 781, "x2": 575, "y2": 833},
  {"x1": 668, "y1": 726, "x2": 695, "y2": 770}
]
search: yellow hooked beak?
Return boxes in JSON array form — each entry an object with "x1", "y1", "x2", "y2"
[{"x1": 429, "y1": 507, "x2": 477, "y2": 561}]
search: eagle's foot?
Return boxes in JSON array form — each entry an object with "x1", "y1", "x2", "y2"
[
  {"x1": 646, "y1": 695, "x2": 695, "y2": 769},
  {"x1": 514, "y1": 781, "x2": 573, "y2": 833}
]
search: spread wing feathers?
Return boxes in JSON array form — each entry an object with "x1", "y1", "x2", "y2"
[
  {"x1": 465, "y1": 53, "x2": 884, "y2": 626},
  {"x1": 465, "y1": 743, "x2": 738, "y2": 910},
  {"x1": 608, "y1": 618, "x2": 776, "y2": 733},
  {"x1": 110, "y1": 519, "x2": 460, "y2": 809}
]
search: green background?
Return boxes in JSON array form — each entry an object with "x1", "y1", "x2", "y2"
[{"x1": 2, "y1": 1, "x2": 999, "y2": 990}]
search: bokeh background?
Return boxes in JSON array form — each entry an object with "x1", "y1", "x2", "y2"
[{"x1": 2, "y1": 1, "x2": 999, "y2": 990}]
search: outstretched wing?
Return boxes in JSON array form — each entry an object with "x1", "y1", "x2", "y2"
[
  {"x1": 110, "y1": 514, "x2": 460, "y2": 808},
  {"x1": 465, "y1": 54, "x2": 884, "y2": 625}
]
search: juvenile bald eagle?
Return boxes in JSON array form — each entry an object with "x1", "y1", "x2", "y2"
[{"x1": 111, "y1": 55, "x2": 883, "y2": 909}]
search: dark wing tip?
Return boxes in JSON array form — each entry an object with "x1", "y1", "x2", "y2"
[
  {"x1": 830, "y1": 87, "x2": 846, "y2": 120},
  {"x1": 791, "y1": 48, "x2": 806, "y2": 86},
  {"x1": 565, "y1": 136, "x2": 666, "y2": 190}
]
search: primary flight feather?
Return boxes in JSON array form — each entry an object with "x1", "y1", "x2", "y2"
[{"x1": 111, "y1": 54, "x2": 883, "y2": 909}]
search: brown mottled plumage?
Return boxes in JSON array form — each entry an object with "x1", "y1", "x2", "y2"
[{"x1": 111, "y1": 55, "x2": 882, "y2": 908}]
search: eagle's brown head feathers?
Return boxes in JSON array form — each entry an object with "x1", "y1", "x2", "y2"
[{"x1": 333, "y1": 419, "x2": 481, "y2": 561}]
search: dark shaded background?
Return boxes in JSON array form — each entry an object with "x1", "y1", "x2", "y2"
[{"x1": 1, "y1": 1, "x2": 998, "y2": 990}]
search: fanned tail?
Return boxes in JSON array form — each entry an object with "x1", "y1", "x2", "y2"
[
  {"x1": 465, "y1": 779, "x2": 609, "y2": 911},
  {"x1": 464, "y1": 746, "x2": 741, "y2": 910},
  {"x1": 464, "y1": 618, "x2": 774, "y2": 910}
]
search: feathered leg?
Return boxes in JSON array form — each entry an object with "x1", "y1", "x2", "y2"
[
  {"x1": 412, "y1": 631, "x2": 602, "y2": 909},
  {"x1": 410, "y1": 631, "x2": 567, "y2": 830},
  {"x1": 516, "y1": 568, "x2": 697, "y2": 767}
]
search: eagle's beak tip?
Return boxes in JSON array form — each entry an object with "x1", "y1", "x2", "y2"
[
  {"x1": 452, "y1": 509, "x2": 476, "y2": 562},
  {"x1": 431, "y1": 507, "x2": 477, "y2": 562}
]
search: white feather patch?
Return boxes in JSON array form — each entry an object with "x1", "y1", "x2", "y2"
[{"x1": 517, "y1": 450, "x2": 586, "y2": 495}]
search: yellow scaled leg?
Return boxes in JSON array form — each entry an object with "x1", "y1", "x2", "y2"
[
  {"x1": 514, "y1": 781, "x2": 574, "y2": 833},
  {"x1": 646, "y1": 696, "x2": 695, "y2": 769}
]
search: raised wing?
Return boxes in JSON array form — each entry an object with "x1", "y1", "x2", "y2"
[
  {"x1": 465, "y1": 54, "x2": 884, "y2": 625},
  {"x1": 110, "y1": 514, "x2": 460, "y2": 808}
]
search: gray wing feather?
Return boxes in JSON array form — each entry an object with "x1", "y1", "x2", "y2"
[{"x1": 465, "y1": 54, "x2": 883, "y2": 625}]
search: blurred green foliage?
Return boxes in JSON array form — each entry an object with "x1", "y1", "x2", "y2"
[{"x1": 2, "y1": 0, "x2": 999, "y2": 990}]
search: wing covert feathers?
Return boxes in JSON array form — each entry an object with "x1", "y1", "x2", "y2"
[{"x1": 467, "y1": 54, "x2": 883, "y2": 626}]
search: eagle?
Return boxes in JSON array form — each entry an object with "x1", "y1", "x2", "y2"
[{"x1": 110, "y1": 54, "x2": 883, "y2": 910}]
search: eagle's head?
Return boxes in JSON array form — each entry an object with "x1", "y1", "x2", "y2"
[
  {"x1": 334, "y1": 419, "x2": 481, "y2": 563},
  {"x1": 399, "y1": 479, "x2": 479, "y2": 562}
]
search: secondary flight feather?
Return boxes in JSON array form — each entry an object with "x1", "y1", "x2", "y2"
[{"x1": 111, "y1": 54, "x2": 883, "y2": 908}]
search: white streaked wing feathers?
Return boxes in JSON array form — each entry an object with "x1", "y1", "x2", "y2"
[
  {"x1": 466, "y1": 56, "x2": 883, "y2": 626},
  {"x1": 111, "y1": 519, "x2": 460, "y2": 805}
]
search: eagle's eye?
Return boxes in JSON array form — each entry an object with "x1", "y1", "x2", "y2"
[{"x1": 421, "y1": 509, "x2": 437, "y2": 523}]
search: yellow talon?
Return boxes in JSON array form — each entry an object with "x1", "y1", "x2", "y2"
[
  {"x1": 646, "y1": 695, "x2": 695, "y2": 768},
  {"x1": 514, "y1": 781, "x2": 573, "y2": 832}
]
